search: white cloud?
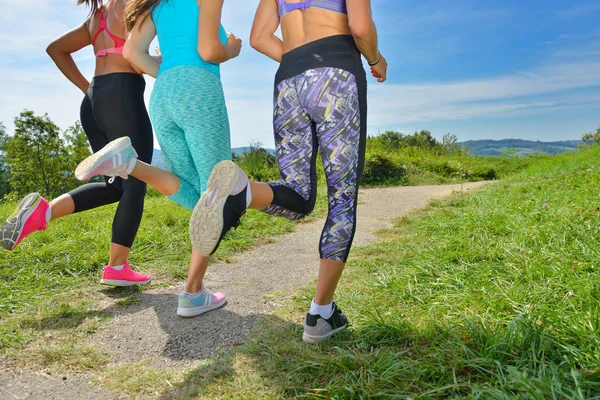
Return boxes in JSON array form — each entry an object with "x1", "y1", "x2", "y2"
[{"x1": 0, "y1": 0, "x2": 599, "y2": 148}]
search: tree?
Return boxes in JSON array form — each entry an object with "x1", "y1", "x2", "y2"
[
  {"x1": 63, "y1": 121, "x2": 92, "y2": 186},
  {"x1": 441, "y1": 133, "x2": 462, "y2": 155},
  {"x1": 378, "y1": 131, "x2": 404, "y2": 150},
  {"x1": 236, "y1": 140, "x2": 279, "y2": 182},
  {"x1": 0, "y1": 122, "x2": 11, "y2": 198},
  {"x1": 5, "y1": 111, "x2": 73, "y2": 198},
  {"x1": 405, "y1": 130, "x2": 438, "y2": 150},
  {"x1": 581, "y1": 127, "x2": 600, "y2": 145}
]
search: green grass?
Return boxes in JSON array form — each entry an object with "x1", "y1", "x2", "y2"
[
  {"x1": 3, "y1": 146, "x2": 597, "y2": 397},
  {"x1": 0, "y1": 197, "x2": 289, "y2": 313},
  {"x1": 358, "y1": 145, "x2": 538, "y2": 188},
  {"x1": 160, "y1": 146, "x2": 600, "y2": 399},
  {"x1": 0, "y1": 186, "x2": 328, "y2": 365}
]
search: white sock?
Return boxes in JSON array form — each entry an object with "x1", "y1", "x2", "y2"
[
  {"x1": 184, "y1": 284, "x2": 205, "y2": 297},
  {"x1": 309, "y1": 299, "x2": 333, "y2": 319},
  {"x1": 45, "y1": 206, "x2": 52, "y2": 223},
  {"x1": 245, "y1": 183, "x2": 252, "y2": 208},
  {"x1": 110, "y1": 264, "x2": 125, "y2": 271}
]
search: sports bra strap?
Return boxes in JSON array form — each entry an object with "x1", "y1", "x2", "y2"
[
  {"x1": 95, "y1": 46, "x2": 124, "y2": 57},
  {"x1": 93, "y1": 0, "x2": 127, "y2": 58},
  {"x1": 278, "y1": 0, "x2": 347, "y2": 18}
]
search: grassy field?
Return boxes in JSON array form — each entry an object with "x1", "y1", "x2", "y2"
[
  {"x1": 2, "y1": 146, "x2": 599, "y2": 398},
  {"x1": 0, "y1": 187, "x2": 329, "y2": 364},
  {"x1": 157, "y1": 146, "x2": 600, "y2": 399}
]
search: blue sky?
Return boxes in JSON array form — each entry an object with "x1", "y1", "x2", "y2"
[{"x1": 1, "y1": 0, "x2": 599, "y2": 148}]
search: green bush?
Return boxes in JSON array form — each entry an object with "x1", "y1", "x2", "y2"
[
  {"x1": 362, "y1": 152, "x2": 406, "y2": 185},
  {"x1": 234, "y1": 146, "x2": 279, "y2": 182},
  {"x1": 226, "y1": 132, "x2": 536, "y2": 189}
]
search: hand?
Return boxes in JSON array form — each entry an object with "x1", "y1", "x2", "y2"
[
  {"x1": 369, "y1": 53, "x2": 388, "y2": 83},
  {"x1": 153, "y1": 46, "x2": 162, "y2": 64},
  {"x1": 226, "y1": 32, "x2": 242, "y2": 60}
]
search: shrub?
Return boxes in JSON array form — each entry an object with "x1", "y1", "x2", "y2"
[{"x1": 362, "y1": 152, "x2": 406, "y2": 185}]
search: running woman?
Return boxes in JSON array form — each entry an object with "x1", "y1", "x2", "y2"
[
  {"x1": 190, "y1": 0, "x2": 388, "y2": 343},
  {"x1": 1, "y1": 0, "x2": 154, "y2": 287},
  {"x1": 73, "y1": 0, "x2": 243, "y2": 317}
]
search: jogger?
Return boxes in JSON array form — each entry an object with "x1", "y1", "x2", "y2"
[
  {"x1": 1, "y1": 0, "x2": 152, "y2": 286},
  {"x1": 74, "y1": 0, "x2": 243, "y2": 317},
  {"x1": 190, "y1": 0, "x2": 387, "y2": 343}
]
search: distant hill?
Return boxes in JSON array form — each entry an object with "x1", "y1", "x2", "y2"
[
  {"x1": 152, "y1": 140, "x2": 582, "y2": 164},
  {"x1": 151, "y1": 147, "x2": 275, "y2": 171},
  {"x1": 232, "y1": 146, "x2": 275, "y2": 155},
  {"x1": 459, "y1": 139, "x2": 583, "y2": 156}
]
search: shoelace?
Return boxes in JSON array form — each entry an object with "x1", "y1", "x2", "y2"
[
  {"x1": 107, "y1": 167, "x2": 129, "y2": 184},
  {"x1": 332, "y1": 302, "x2": 342, "y2": 315}
]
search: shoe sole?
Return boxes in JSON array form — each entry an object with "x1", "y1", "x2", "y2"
[
  {"x1": 100, "y1": 278, "x2": 151, "y2": 287},
  {"x1": 1, "y1": 193, "x2": 41, "y2": 251},
  {"x1": 177, "y1": 298, "x2": 227, "y2": 318},
  {"x1": 302, "y1": 323, "x2": 348, "y2": 344},
  {"x1": 190, "y1": 160, "x2": 241, "y2": 256},
  {"x1": 75, "y1": 136, "x2": 133, "y2": 180}
]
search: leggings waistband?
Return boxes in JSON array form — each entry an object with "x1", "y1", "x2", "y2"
[
  {"x1": 90, "y1": 72, "x2": 145, "y2": 87},
  {"x1": 276, "y1": 35, "x2": 363, "y2": 85}
]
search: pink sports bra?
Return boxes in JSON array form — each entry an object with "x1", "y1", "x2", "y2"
[
  {"x1": 278, "y1": 0, "x2": 347, "y2": 18},
  {"x1": 92, "y1": 0, "x2": 126, "y2": 57}
]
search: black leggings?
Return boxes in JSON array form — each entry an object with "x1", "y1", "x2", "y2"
[{"x1": 68, "y1": 73, "x2": 153, "y2": 248}]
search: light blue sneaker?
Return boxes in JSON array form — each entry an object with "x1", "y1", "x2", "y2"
[
  {"x1": 75, "y1": 137, "x2": 138, "y2": 181},
  {"x1": 177, "y1": 287, "x2": 227, "y2": 318}
]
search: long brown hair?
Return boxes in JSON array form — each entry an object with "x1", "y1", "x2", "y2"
[
  {"x1": 125, "y1": 0, "x2": 163, "y2": 31},
  {"x1": 77, "y1": 0, "x2": 102, "y2": 16}
]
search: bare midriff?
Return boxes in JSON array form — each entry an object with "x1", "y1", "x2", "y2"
[{"x1": 280, "y1": 7, "x2": 352, "y2": 53}]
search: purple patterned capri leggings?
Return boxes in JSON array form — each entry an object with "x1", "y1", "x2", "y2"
[{"x1": 262, "y1": 35, "x2": 367, "y2": 263}]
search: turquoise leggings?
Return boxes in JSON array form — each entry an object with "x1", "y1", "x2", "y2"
[{"x1": 149, "y1": 66, "x2": 232, "y2": 210}]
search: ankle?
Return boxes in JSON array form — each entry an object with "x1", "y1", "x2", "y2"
[
  {"x1": 309, "y1": 299, "x2": 334, "y2": 319},
  {"x1": 184, "y1": 282, "x2": 204, "y2": 294}
]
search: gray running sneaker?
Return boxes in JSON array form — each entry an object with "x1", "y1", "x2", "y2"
[{"x1": 302, "y1": 302, "x2": 349, "y2": 343}]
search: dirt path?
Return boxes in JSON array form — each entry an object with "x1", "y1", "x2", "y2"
[{"x1": 0, "y1": 182, "x2": 489, "y2": 400}]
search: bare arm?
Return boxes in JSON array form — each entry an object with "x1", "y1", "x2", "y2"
[
  {"x1": 46, "y1": 21, "x2": 92, "y2": 94},
  {"x1": 250, "y1": 0, "x2": 283, "y2": 62},
  {"x1": 123, "y1": 12, "x2": 160, "y2": 78},
  {"x1": 346, "y1": 0, "x2": 379, "y2": 63},
  {"x1": 197, "y1": 0, "x2": 241, "y2": 63},
  {"x1": 346, "y1": 0, "x2": 387, "y2": 82}
]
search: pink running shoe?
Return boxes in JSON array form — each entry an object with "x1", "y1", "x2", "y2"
[
  {"x1": 1, "y1": 193, "x2": 49, "y2": 250},
  {"x1": 100, "y1": 260, "x2": 151, "y2": 286}
]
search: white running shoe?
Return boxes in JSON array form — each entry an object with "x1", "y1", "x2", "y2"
[
  {"x1": 75, "y1": 137, "x2": 138, "y2": 181},
  {"x1": 190, "y1": 160, "x2": 249, "y2": 256}
]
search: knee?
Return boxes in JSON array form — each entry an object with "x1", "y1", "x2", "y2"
[
  {"x1": 122, "y1": 178, "x2": 147, "y2": 196},
  {"x1": 298, "y1": 196, "x2": 316, "y2": 217},
  {"x1": 297, "y1": 181, "x2": 318, "y2": 216}
]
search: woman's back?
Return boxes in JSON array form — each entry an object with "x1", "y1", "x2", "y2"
[
  {"x1": 88, "y1": 0, "x2": 137, "y2": 76},
  {"x1": 152, "y1": 0, "x2": 228, "y2": 77},
  {"x1": 278, "y1": 0, "x2": 351, "y2": 53}
]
